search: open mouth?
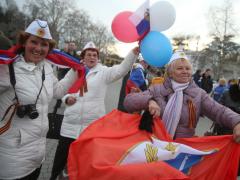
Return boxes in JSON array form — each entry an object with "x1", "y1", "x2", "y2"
[
  {"x1": 32, "y1": 52, "x2": 41, "y2": 55},
  {"x1": 31, "y1": 52, "x2": 43, "y2": 59}
]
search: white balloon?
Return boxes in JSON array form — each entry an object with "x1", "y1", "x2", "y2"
[{"x1": 150, "y1": 1, "x2": 176, "y2": 32}]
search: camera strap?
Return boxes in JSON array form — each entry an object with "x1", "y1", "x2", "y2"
[
  {"x1": 9, "y1": 63, "x2": 45, "y2": 105},
  {"x1": 34, "y1": 66, "x2": 45, "y2": 104},
  {"x1": 9, "y1": 63, "x2": 19, "y2": 102}
]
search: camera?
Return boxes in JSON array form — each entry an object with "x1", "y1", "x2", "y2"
[{"x1": 16, "y1": 104, "x2": 39, "y2": 119}]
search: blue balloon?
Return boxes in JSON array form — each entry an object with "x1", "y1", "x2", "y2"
[{"x1": 140, "y1": 31, "x2": 173, "y2": 67}]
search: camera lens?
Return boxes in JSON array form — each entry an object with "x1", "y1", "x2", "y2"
[
  {"x1": 29, "y1": 111, "x2": 39, "y2": 119},
  {"x1": 28, "y1": 105, "x2": 39, "y2": 119},
  {"x1": 16, "y1": 106, "x2": 26, "y2": 118}
]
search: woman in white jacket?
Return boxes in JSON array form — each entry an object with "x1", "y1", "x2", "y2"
[
  {"x1": 0, "y1": 20, "x2": 77, "y2": 180},
  {"x1": 50, "y1": 42, "x2": 139, "y2": 179}
]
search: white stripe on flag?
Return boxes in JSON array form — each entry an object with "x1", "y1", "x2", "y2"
[
  {"x1": 129, "y1": 0, "x2": 150, "y2": 26},
  {"x1": 119, "y1": 137, "x2": 216, "y2": 165},
  {"x1": 0, "y1": 55, "x2": 19, "y2": 61},
  {"x1": 179, "y1": 155, "x2": 189, "y2": 171}
]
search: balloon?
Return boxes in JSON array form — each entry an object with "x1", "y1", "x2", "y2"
[
  {"x1": 140, "y1": 31, "x2": 172, "y2": 67},
  {"x1": 111, "y1": 11, "x2": 141, "y2": 43},
  {"x1": 150, "y1": 1, "x2": 176, "y2": 32}
]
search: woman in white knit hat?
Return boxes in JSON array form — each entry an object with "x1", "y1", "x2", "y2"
[
  {"x1": 0, "y1": 19, "x2": 78, "y2": 180},
  {"x1": 124, "y1": 50, "x2": 240, "y2": 141}
]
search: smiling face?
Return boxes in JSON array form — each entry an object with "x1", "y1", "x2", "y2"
[
  {"x1": 24, "y1": 35, "x2": 50, "y2": 64},
  {"x1": 168, "y1": 59, "x2": 192, "y2": 83},
  {"x1": 83, "y1": 49, "x2": 99, "y2": 69}
]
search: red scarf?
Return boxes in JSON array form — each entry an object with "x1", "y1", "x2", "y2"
[{"x1": 0, "y1": 45, "x2": 87, "y2": 95}]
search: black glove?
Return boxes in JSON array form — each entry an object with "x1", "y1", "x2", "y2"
[{"x1": 139, "y1": 111, "x2": 153, "y2": 133}]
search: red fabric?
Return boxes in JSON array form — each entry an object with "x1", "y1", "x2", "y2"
[
  {"x1": 175, "y1": 136, "x2": 240, "y2": 180},
  {"x1": 67, "y1": 110, "x2": 240, "y2": 180},
  {"x1": 67, "y1": 67, "x2": 87, "y2": 95},
  {"x1": 125, "y1": 79, "x2": 138, "y2": 95},
  {"x1": 47, "y1": 51, "x2": 87, "y2": 94},
  {"x1": 0, "y1": 50, "x2": 17, "y2": 58},
  {"x1": 0, "y1": 45, "x2": 22, "y2": 64},
  {"x1": 0, "y1": 45, "x2": 81, "y2": 69}
]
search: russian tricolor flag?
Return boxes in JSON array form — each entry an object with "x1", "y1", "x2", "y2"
[
  {"x1": 125, "y1": 64, "x2": 146, "y2": 95},
  {"x1": 0, "y1": 46, "x2": 87, "y2": 95},
  {"x1": 129, "y1": 0, "x2": 150, "y2": 36},
  {"x1": 0, "y1": 46, "x2": 81, "y2": 69}
]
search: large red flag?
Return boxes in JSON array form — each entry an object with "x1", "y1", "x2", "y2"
[{"x1": 68, "y1": 110, "x2": 240, "y2": 180}]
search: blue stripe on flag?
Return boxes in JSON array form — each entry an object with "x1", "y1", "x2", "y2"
[
  {"x1": 129, "y1": 68, "x2": 145, "y2": 87},
  {"x1": 51, "y1": 49, "x2": 80, "y2": 64},
  {"x1": 136, "y1": 19, "x2": 150, "y2": 36},
  {"x1": 0, "y1": 54, "x2": 11, "y2": 59},
  {"x1": 165, "y1": 153, "x2": 202, "y2": 174}
]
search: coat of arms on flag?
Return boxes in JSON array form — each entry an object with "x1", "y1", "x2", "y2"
[{"x1": 118, "y1": 137, "x2": 217, "y2": 175}]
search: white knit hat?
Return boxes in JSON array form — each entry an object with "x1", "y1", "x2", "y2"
[
  {"x1": 168, "y1": 50, "x2": 188, "y2": 64},
  {"x1": 25, "y1": 19, "x2": 52, "y2": 40},
  {"x1": 83, "y1": 41, "x2": 97, "y2": 50},
  {"x1": 80, "y1": 41, "x2": 99, "y2": 58}
]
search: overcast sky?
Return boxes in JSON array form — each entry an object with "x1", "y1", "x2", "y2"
[
  {"x1": 75, "y1": 0, "x2": 240, "y2": 56},
  {"x1": 16, "y1": 0, "x2": 240, "y2": 56}
]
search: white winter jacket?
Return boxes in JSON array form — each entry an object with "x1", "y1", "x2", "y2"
[
  {"x1": 0, "y1": 56, "x2": 77, "y2": 179},
  {"x1": 61, "y1": 51, "x2": 137, "y2": 139}
]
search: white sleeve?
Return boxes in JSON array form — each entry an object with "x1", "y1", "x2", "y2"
[
  {"x1": 101, "y1": 50, "x2": 138, "y2": 84},
  {"x1": 53, "y1": 69, "x2": 78, "y2": 99}
]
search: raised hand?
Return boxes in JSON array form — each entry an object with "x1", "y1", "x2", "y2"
[{"x1": 66, "y1": 96, "x2": 77, "y2": 106}]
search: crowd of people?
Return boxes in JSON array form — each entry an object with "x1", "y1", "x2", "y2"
[{"x1": 0, "y1": 19, "x2": 240, "y2": 180}]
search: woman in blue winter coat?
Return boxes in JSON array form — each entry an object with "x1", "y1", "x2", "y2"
[{"x1": 212, "y1": 78, "x2": 228, "y2": 102}]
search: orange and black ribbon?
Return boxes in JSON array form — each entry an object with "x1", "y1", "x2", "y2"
[
  {"x1": 68, "y1": 66, "x2": 88, "y2": 96},
  {"x1": 0, "y1": 103, "x2": 18, "y2": 135},
  {"x1": 187, "y1": 99, "x2": 196, "y2": 129}
]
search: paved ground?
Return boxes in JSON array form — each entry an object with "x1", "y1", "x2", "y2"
[{"x1": 38, "y1": 139, "x2": 58, "y2": 180}]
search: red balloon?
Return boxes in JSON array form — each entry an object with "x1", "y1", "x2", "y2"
[{"x1": 111, "y1": 11, "x2": 141, "y2": 43}]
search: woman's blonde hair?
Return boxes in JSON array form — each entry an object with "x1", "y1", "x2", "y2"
[
  {"x1": 218, "y1": 78, "x2": 226, "y2": 85},
  {"x1": 164, "y1": 58, "x2": 192, "y2": 79}
]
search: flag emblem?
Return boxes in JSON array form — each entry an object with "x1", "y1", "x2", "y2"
[
  {"x1": 36, "y1": 28, "x2": 45, "y2": 38},
  {"x1": 145, "y1": 143, "x2": 158, "y2": 163}
]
